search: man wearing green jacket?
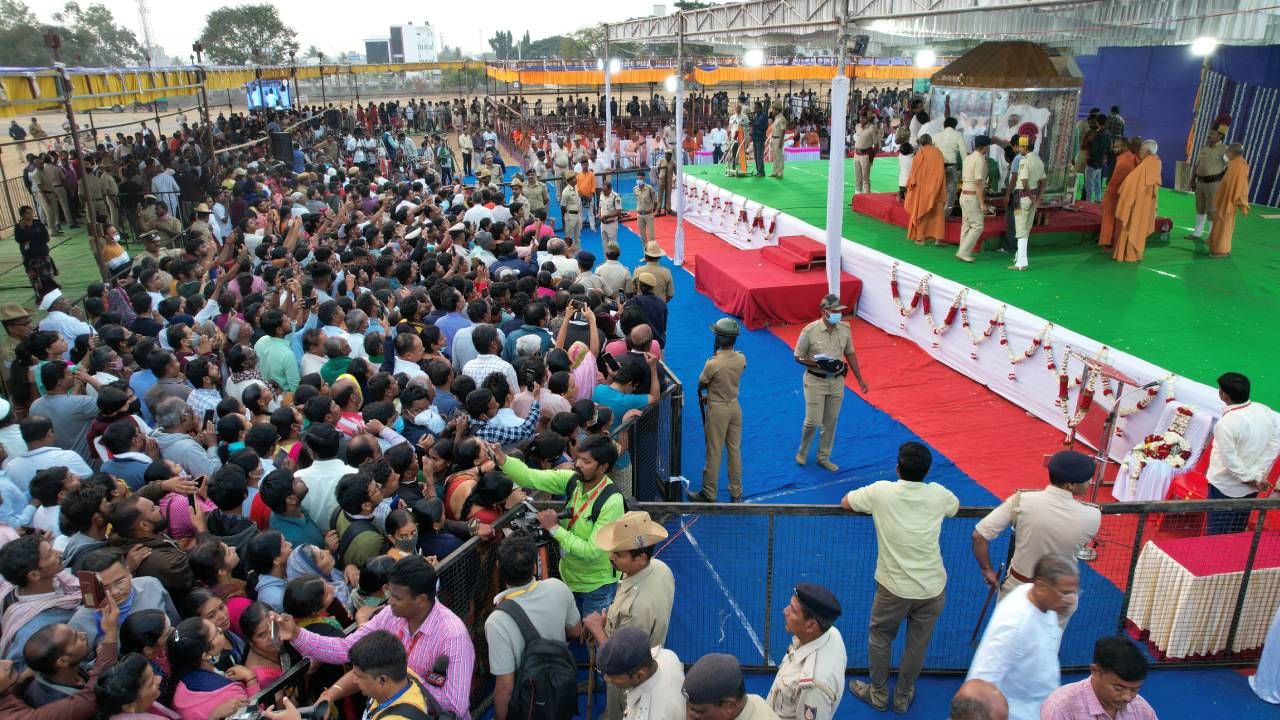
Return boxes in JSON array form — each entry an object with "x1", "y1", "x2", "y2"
[{"x1": 487, "y1": 435, "x2": 625, "y2": 615}]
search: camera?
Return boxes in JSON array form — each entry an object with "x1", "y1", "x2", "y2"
[
  {"x1": 227, "y1": 699, "x2": 329, "y2": 720},
  {"x1": 505, "y1": 498, "x2": 558, "y2": 546}
]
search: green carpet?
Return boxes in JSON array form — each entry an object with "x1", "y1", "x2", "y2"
[{"x1": 684, "y1": 158, "x2": 1280, "y2": 408}]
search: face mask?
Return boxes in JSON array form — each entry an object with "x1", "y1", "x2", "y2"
[
  {"x1": 113, "y1": 233, "x2": 122, "y2": 242},
  {"x1": 394, "y1": 534, "x2": 418, "y2": 553},
  {"x1": 392, "y1": 416, "x2": 405, "y2": 433},
  {"x1": 107, "y1": 358, "x2": 125, "y2": 371},
  {"x1": 827, "y1": 313, "x2": 842, "y2": 324}
]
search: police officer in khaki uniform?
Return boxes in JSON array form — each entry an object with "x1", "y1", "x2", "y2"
[
  {"x1": 794, "y1": 294, "x2": 868, "y2": 472},
  {"x1": 599, "y1": 183, "x2": 622, "y2": 245},
  {"x1": 971, "y1": 449, "x2": 1101, "y2": 628},
  {"x1": 587, "y1": 511, "x2": 677, "y2": 720},
  {"x1": 80, "y1": 162, "x2": 115, "y2": 227},
  {"x1": 684, "y1": 654, "x2": 779, "y2": 720},
  {"x1": 188, "y1": 202, "x2": 213, "y2": 244},
  {"x1": 655, "y1": 151, "x2": 673, "y2": 216},
  {"x1": 36, "y1": 155, "x2": 74, "y2": 234},
  {"x1": 634, "y1": 178, "x2": 658, "y2": 246},
  {"x1": 0, "y1": 303, "x2": 35, "y2": 401},
  {"x1": 560, "y1": 171, "x2": 583, "y2": 244},
  {"x1": 769, "y1": 103, "x2": 789, "y2": 179},
  {"x1": 689, "y1": 318, "x2": 746, "y2": 503},
  {"x1": 525, "y1": 172, "x2": 549, "y2": 214},
  {"x1": 767, "y1": 584, "x2": 847, "y2": 720},
  {"x1": 1188, "y1": 124, "x2": 1229, "y2": 242},
  {"x1": 637, "y1": 243, "x2": 674, "y2": 302}
]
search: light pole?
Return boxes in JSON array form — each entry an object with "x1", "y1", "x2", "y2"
[
  {"x1": 824, "y1": 5, "x2": 852, "y2": 295},
  {"x1": 670, "y1": 11, "x2": 687, "y2": 265},
  {"x1": 598, "y1": 46, "x2": 620, "y2": 184}
]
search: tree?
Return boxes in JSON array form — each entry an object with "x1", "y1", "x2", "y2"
[
  {"x1": 0, "y1": 0, "x2": 57, "y2": 66},
  {"x1": 197, "y1": 4, "x2": 298, "y2": 65},
  {"x1": 52, "y1": 2, "x2": 144, "y2": 66},
  {"x1": 519, "y1": 31, "x2": 531, "y2": 60},
  {"x1": 304, "y1": 44, "x2": 321, "y2": 59},
  {"x1": 439, "y1": 45, "x2": 464, "y2": 61},
  {"x1": 487, "y1": 30, "x2": 514, "y2": 60}
]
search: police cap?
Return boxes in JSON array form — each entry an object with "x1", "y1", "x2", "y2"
[
  {"x1": 794, "y1": 582, "x2": 841, "y2": 621},
  {"x1": 596, "y1": 627, "x2": 651, "y2": 675},
  {"x1": 682, "y1": 653, "x2": 744, "y2": 704},
  {"x1": 1048, "y1": 450, "x2": 1095, "y2": 485}
]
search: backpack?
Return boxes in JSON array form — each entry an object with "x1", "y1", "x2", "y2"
[
  {"x1": 562, "y1": 477, "x2": 637, "y2": 527},
  {"x1": 494, "y1": 599, "x2": 578, "y2": 720},
  {"x1": 329, "y1": 507, "x2": 386, "y2": 561},
  {"x1": 378, "y1": 676, "x2": 457, "y2": 720}
]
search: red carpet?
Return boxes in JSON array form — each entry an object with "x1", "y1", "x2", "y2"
[
  {"x1": 695, "y1": 250, "x2": 861, "y2": 330},
  {"x1": 851, "y1": 192, "x2": 1103, "y2": 244}
]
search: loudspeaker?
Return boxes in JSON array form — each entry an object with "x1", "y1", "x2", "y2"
[
  {"x1": 270, "y1": 132, "x2": 293, "y2": 162},
  {"x1": 850, "y1": 34, "x2": 870, "y2": 56}
]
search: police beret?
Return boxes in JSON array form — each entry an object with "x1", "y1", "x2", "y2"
[
  {"x1": 682, "y1": 653, "x2": 743, "y2": 704},
  {"x1": 795, "y1": 582, "x2": 841, "y2": 621},
  {"x1": 576, "y1": 250, "x2": 596, "y2": 265},
  {"x1": 1048, "y1": 450, "x2": 1095, "y2": 485},
  {"x1": 596, "y1": 627, "x2": 651, "y2": 675},
  {"x1": 974, "y1": 135, "x2": 992, "y2": 148}
]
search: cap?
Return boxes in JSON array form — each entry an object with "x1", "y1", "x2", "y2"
[
  {"x1": 974, "y1": 135, "x2": 992, "y2": 148},
  {"x1": 1016, "y1": 135, "x2": 1031, "y2": 148},
  {"x1": 709, "y1": 318, "x2": 740, "y2": 337},
  {"x1": 347, "y1": 166, "x2": 361, "y2": 176},
  {"x1": 510, "y1": 176, "x2": 525, "y2": 186},
  {"x1": 576, "y1": 250, "x2": 596, "y2": 265},
  {"x1": 594, "y1": 511, "x2": 668, "y2": 552},
  {"x1": 194, "y1": 202, "x2": 212, "y2": 214},
  {"x1": 233, "y1": 168, "x2": 247, "y2": 177},
  {"x1": 643, "y1": 241, "x2": 665, "y2": 258},
  {"x1": 0, "y1": 303, "x2": 32, "y2": 323},
  {"x1": 448, "y1": 223, "x2": 466, "y2": 234},
  {"x1": 820, "y1": 294, "x2": 848, "y2": 312},
  {"x1": 38, "y1": 287, "x2": 63, "y2": 311},
  {"x1": 596, "y1": 627, "x2": 651, "y2": 675},
  {"x1": 1048, "y1": 450, "x2": 1095, "y2": 485},
  {"x1": 682, "y1": 653, "x2": 743, "y2": 704},
  {"x1": 635, "y1": 271, "x2": 657, "y2": 288},
  {"x1": 794, "y1": 582, "x2": 842, "y2": 621}
]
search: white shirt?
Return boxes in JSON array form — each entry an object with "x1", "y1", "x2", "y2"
[
  {"x1": 624, "y1": 648, "x2": 686, "y2": 720},
  {"x1": 394, "y1": 356, "x2": 426, "y2": 381},
  {"x1": 3, "y1": 445, "x2": 93, "y2": 493},
  {"x1": 464, "y1": 205, "x2": 493, "y2": 226},
  {"x1": 295, "y1": 458, "x2": 358, "y2": 528},
  {"x1": 1208, "y1": 401, "x2": 1280, "y2": 497},
  {"x1": 934, "y1": 127, "x2": 966, "y2": 165},
  {"x1": 463, "y1": 354, "x2": 519, "y2": 392},
  {"x1": 709, "y1": 127, "x2": 727, "y2": 146},
  {"x1": 966, "y1": 584, "x2": 1062, "y2": 720},
  {"x1": 38, "y1": 311, "x2": 93, "y2": 358}
]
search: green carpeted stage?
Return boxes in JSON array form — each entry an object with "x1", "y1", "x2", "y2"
[{"x1": 682, "y1": 157, "x2": 1280, "y2": 407}]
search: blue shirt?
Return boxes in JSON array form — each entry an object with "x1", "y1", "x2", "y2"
[
  {"x1": 0, "y1": 472, "x2": 35, "y2": 529},
  {"x1": 433, "y1": 390, "x2": 460, "y2": 417},
  {"x1": 591, "y1": 385, "x2": 651, "y2": 432},
  {"x1": 269, "y1": 512, "x2": 326, "y2": 549},
  {"x1": 435, "y1": 312, "x2": 472, "y2": 357},
  {"x1": 129, "y1": 369, "x2": 158, "y2": 424}
]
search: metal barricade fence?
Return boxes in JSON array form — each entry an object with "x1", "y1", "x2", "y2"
[{"x1": 612, "y1": 361, "x2": 684, "y2": 502}]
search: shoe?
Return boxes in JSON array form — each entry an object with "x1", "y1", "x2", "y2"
[
  {"x1": 1007, "y1": 265, "x2": 1028, "y2": 271},
  {"x1": 1185, "y1": 233, "x2": 1202, "y2": 240},
  {"x1": 686, "y1": 490, "x2": 714, "y2": 503},
  {"x1": 892, "y1": 687, "x2": 916, "y2": 715},
  {"x1": 755, "y1": 172, "x2": 765, "y2": 177},
  {"x1": 68, "y1": 224, "x2": 81, "y2": 229},
  {"x1": 997, "y1": 247, "x2": 1009, "y2": 253},
  {"x1": 817, "y1": 459, "x2": 839, "y2": 472},
  {"x1": 794, "y1": 453, "x2": 807, "y2": 466},
  {"x1": 849, "y1": 680, "x2": 888, "y2": 712},
  {"x1": 955, "y1": 255, "x2": 975, "y2": 263}
]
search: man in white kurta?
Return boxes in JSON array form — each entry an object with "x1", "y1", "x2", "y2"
[{"x1": 967, "y1": 555, "x2": 1078, "y2": 720}]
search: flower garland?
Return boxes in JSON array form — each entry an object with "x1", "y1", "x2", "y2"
[
  {"x1": 1125, "y1": 406, "x2": 1194, "y2": 483},
  {"x1": 753, "y1": 206, "x2": 765, "y2": 232},
  {"x1": 998, "y1": 321, "x2": 1055, "y2": 380}
]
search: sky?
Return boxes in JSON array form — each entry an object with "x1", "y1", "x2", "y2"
[{"x1": 34, "y1": 0, "x2": 678, "y2": 60}]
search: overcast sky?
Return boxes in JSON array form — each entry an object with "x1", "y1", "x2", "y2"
[{"x1": 35, "y1": 1, "x2": 678, "y2": 60}]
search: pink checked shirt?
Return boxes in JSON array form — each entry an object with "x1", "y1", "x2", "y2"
[
  {"x1": 1039, "y1": 678, "x2": 1158, "y2": 720},
  {"x1": 291, "y1": 602, "x2": 475, "y2": 718}
]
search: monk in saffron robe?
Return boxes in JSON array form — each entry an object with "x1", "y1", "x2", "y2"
[
  {"x1": 1098, "y1": 137, "x2": 1141, "y2": 248},
  {"x1": 1113, "y1": 140, "x2": 1162, "y2": 263},
  {"x1": 905, "y1": 134, "x2": 946, "y2": 245},
  {"x1": 1207, "y1": 144, "x2": 1249, "y2": 257}
]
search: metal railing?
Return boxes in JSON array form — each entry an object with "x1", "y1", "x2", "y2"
[{"x1": 610, "y1": 361, "x2": 685, "y2": 502}]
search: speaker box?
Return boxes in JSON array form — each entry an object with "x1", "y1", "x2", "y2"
[
  {"x1": 270, "y1": 132, "x2": 293, "y2": 162},
  {"x1": 850, "y1": 34, "x2": 870, "y2": 56}
]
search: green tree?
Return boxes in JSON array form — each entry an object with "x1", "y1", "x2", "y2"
[
  {"x1": 439, "y1": 45, "x2": 463, "y2": 61},
  {"x1": 197, "y1": 4, "x2": 298, "y2": 65},
  {"x1": 0, "y1": 0, "x2": 57, "y2": 66},
  {"x1": 52, "y1": 2, "x2": 144, "y2": 66},
  {"x1": 487, "y1": 30, "x2": 513, "y2": 60}
]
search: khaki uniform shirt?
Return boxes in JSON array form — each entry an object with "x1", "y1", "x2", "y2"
[
  {"x1": 853, "y1": 123, "x2": 881, "y2": 152},
  {"x1": 603, "y1": 558, "x2": 675, "y2": 645},
  {"x1": 598, "y1": 260, "x2": 631, "y2": 297},
  {"x1": 552, "y1": 148, "x2": 570, "y2": 173},
  {"x1": 961, "y1": 151, "x2": 988, "y2": 191},
  {"x1": 189, "y1": 219, "x2": 212, "y2": 243},
  {"x1": 623, "y1": 648, "x2": 685, "y2": 720},
  {"x1": 699, "y1": 350, "x2": 745, "y2": 404},
  {"x1": 36, "y1": 165, "x2": 63, "y2": 193},
  {"x1": 635, "y1": 185, "x2": 658, "y2": 214},
  {"x1": 81, "y1": 172, "x2": 107, "y2": 202},
  {"x1": 640, "y1": 260, "x2": 674, "y2": 302},
  {"x1": 735, "y1": 695, "x2": 781, "y2": 720},
  {"x1": 794, "y1": 320, "x2": 853, "y2": 368},
  {"x1": 599, "y1": 192, "x2": 621, "y2": 221},
  {"x1": 1016, "y1": 152, "x2": 1046, "y2": 193},
  {"x1": 770, "y1": 114, "x2": 788, "y2": 141},
  {"x1": 560, "y1": 184, "x2": 582, "y2": 212},
  {"x1": 0, "y1": 334, "x2": 20, "y2": 398},
  {"x1": 973, "y1": 485, "x2": 1101, "y2": 580},
  {"x1": 766, "y1": 628, "x2": 847, "y2": 720},
  {"x1": 151, "y1": 215, "x2": 182, "y2": 243},
  {"x1": 1195, "y1": 143, "x2": 1228, "y2": 178},
  {"x1": 138, "y1": 205, "x2": 157, "y2": 230},
  {"x1": 657, "y1": 158, "x2": 672, "y2": 187},
  {"x1": 525, "y1": 181, "x2": 549, "y2": 212}
]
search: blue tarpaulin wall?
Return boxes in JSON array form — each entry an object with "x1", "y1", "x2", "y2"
[{"x1": 1077, "y1": 44, "x2": 1280, "y2": 191}]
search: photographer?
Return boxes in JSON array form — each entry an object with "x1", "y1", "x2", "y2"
[{"x1": 265, "y1": 630, "x2": 431, "y2": 720}]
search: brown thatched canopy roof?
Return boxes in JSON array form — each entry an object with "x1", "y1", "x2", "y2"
[{"x1": 931, "y1": 41, "x2": 1082, "y2": 89}]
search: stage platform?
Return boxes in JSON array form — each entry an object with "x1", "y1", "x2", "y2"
[
  {"x1": 694, "y1": 240, "x2": 862, "y2": 330},
  {"x1": 850, "y1": 191, "x2": 1103, "y2": 245},
  {"x1": 682, "y1": 158, "x2": 1280, "y2": 408}
]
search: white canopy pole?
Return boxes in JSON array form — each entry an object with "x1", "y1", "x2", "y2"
[{"x1": 825, "y1": 8, "x2": 850, "y2": 295}]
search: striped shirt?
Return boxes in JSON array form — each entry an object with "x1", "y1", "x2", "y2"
[
  {"x1": 290, "y1": 603, "x2": 475, "y2": 718},
  {"x1": 1040, "y1": 677, "x2": 1158, "y2": 720}
]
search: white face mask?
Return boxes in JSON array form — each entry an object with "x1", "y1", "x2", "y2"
[{"x1": 113, "y1": 233, "x2": 122, "y2": 242}]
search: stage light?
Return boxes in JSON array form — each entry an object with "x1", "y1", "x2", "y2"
[
  {"x1": 596, "y1": 59, "x2": 603, "y2": 70},
  {"x1": 664, "y1": 74, "x2": 679, "y2": 93},
  {"x1": 609, "y1": 58, "x2": 621, "y2": 74},
  {"x1": 743, "y1": 48, "x2": 766, "y2": 68},
  {"x1": 914, "y1": 49, "x2": 937, "y2": 67},
  {"x1": 1190, "y1": 36, "x2": 1218, "y2": 56}
]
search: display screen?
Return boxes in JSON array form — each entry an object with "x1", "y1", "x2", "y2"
[{"x1": 245, "y1": 80, "x2": 292, "y2": 111}]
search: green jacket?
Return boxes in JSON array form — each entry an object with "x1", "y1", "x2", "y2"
[{"x1": 500, "y1": 457, "x2": 623, "y2": 593}]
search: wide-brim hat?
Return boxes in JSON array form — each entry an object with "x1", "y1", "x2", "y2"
[
  {"x1": 709, "y1": 318, "x2": 740, "y2": 337},
  {"x1": 643, "y1": 241, "x2": 665, "y2": 258},
  {"x1": 194, "y1": 202, "x2": 212, "y2": 214},
  {"x1": 0, "y1": 303, "x2": 32, "y2": 323},
  {"x1": 594, "y1": 511, "x2": 668, "y2": 552}
]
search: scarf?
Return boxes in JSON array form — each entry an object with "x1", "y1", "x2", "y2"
[
  {"x1": 230, "y1": 368, "x2": 265, "y2": 386},
  {"x1": 285, "y1": 544, "x2": 352, "y2": 609},
  {"x1": 320, "y1": 356, "x2": 352, "y2": 386},
  {"x1": 0, "y1": 572, "x2": 83, "y2": 658}
]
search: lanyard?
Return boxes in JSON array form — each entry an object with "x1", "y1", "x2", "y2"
[
  {"x1": 567, "y1": 481, "x2": 608, "y2": 530},
  {"x1": 502, "y1": 581, "x2": 539, "y2": 602},
  {"x1": 364, "y1": 681, "x2": 412, "y2": 720}
]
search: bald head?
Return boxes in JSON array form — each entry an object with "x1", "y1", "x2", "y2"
[
  {"x1": 629, "y1": 324, "x2": 653, "y2": 348},
  {"x1": 1226, "y1": 143, "x2": 1243, "y2": 158},
  {"x1": 949, "y1": 679, "x2": 1008, "y2": 720}
]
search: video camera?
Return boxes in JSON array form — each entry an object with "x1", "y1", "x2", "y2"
[{"x1": 227, "y1": 699, "x2": 330, "y2": 720}]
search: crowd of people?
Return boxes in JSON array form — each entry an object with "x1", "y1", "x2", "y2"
[{"x1": 0, "y1": 75, "x2": 1272, "y2": 720}]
